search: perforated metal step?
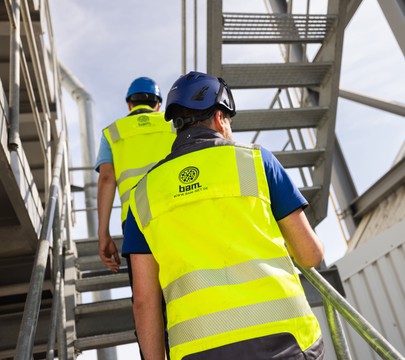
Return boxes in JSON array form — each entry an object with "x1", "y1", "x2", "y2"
[
  {"x1": 223, "y1": 63, "x2": 332, "y2": 88},
  {"x1": 223, "y1": 13, "x2": 336, "y2": 44},
  {"x1": 232, "y1": 107, "x2": 328, "y2": 132}
]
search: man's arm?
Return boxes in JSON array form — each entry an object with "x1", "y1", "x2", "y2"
[
  {"x1": 131, "y1": 254, "x2": 167, "y2": 360},
  {"x1": 277, "y1": 208, "x2": 324, "y2": 268},
  {"x1": 97, "y1": 163, "x2": 120, "y2": 272}
]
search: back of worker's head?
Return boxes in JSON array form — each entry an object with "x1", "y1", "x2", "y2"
[
  {"x1": 126, "y1": 77, "x2": 162, "y2": 109},
  {"x1": 165, "y1": 71, "x2": 236, "y2": 130}
]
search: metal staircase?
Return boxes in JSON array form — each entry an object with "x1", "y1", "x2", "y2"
[
  {"x1": 0, "y1": 0, "x2": 60, "y2": 357},
  {"x1": 71, "y1": 236, "x2": 135, "y2": 352},
  {"x1": 207, "y1": 0, "x2": 346, "y2": 227}
]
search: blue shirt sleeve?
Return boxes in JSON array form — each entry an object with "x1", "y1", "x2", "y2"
[
  {"x1": 260, "y1": 147, "x2": 308, "y2": 220},
  {"x1": 122, "y1": 207, "x2": 151, "y2": 255},
  {"x1": 95, "y1": 133, "x2": 113, "y2": 172}
]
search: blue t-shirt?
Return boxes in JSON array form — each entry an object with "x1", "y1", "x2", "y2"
[
  {"x1": 95, "y1": 133, "x2": 113, "y2": 172},
  {"x1": 123, "y1": 147, "x2": 307, "y2": 255}
]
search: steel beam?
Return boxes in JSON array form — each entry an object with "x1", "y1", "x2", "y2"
[
  {"x1": 350, "y1": 157, "x2": 405, "y2": 219},
  {"x1": 340, "y1": 89, "x2": 405, "y2": 117},
  {"x1": 377, "y1": 0, "x2": 405, "y2": 57}
]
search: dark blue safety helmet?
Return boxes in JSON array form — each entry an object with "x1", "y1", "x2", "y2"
[
  {"x1": 165, "y1": 71, "x2": 236, "y2": 122},
  {"x1": 126, "y1": 77, "x2": 162, "y2": 103}
]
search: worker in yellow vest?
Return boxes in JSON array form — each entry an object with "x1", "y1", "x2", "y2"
[
  {"x1": 123, "y1": 72, "x2": 325, "y2": 359},
  {"x1": 95, "y1": 77, "x2": 176, "y2": 272}
]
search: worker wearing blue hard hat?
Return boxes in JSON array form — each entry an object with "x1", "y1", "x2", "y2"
[
  {"x1": 123, "y1": 71, "x2": 325, "y2": 360},
  {"x1": 95, "y1": 76, "x2": 176, "y2": 359}
]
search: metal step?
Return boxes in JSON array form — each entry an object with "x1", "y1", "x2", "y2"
[
  {"x1": 75, "y1": 254, "x2": 127, "y2": 272},
  {"x1": 273, "y1": 149, "x2": 325, "y2": 169},
  {"x1": 75, "y1": 298, "x2": 135, "y2": 350},
  {"x1": 75, "y1": 236, "x2": 123, "y2": 257},
  {"x1": 223, "y1": 13, "x2": 336, "y2": 44},
  {"x1": 76, "y1": 272, "x2": 129, "y2": 292},
  {"x1": 300, "y1": 185, "x2": 322, "y2": 204},
  {"x1": 0, "y1": 308, "x2": 52, "y2": 359},
  {"x1": 75, "y1": 237, "x2": 126, "y2": 271},
  {"x1": 232, "y1": 107, "x2": 328, "y2": 132},
  {"x1": 75, "y1": 331, "x2": 136, "y2": 351},
  {"x1": 223, "y1": 63, "x2": 332, "y2": 88}
]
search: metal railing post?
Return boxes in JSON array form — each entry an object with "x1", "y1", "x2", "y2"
[
  {"x1": 46, "y1": 198, "x2": 63, "y2": 360},
  {"x1": 14, "y1": 131, "x2": 66, "y2": 360},
  {"x1": 322, "y1": 296, "x2": 352, "y2": 359},
  {"x1": 8, "y1": 0, "x2": 21, "y2": 150}
]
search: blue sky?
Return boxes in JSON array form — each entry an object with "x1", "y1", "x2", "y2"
[{"x1": 49, "y1": 0, "x2": 405, "y2": 358}]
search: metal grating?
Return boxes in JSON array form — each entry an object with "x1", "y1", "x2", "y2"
[
  {"x1": 232, "y1": 107, "x2": 328, "y2": 132},
  {"x1": 223, "y1": 63, "x2": 332, "y2": 88},
  {"x1": 223, "y1": 13, "x2": 337, "y2": 44}
]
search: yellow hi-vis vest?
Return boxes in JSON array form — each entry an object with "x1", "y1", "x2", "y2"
[
  {"x1": 129, "y1": 144, "x2": 321, "y2": 360},
  {"x1": 103, "y1": 105, "x2": 176, "y2": 223}
]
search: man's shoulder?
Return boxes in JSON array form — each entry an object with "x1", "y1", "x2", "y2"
[{"x1": 233, "y1": 142, "x2": 261, "y2": 151}]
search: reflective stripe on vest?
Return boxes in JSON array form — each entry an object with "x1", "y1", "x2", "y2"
[
  {"x1": 162, "y1": 256, "x2": 295, "y2": 304},
  {"x1": 169, "y1": 295, "x2": 311, "y2": 348},
  {"x1": 104, "y1": 106, "x2": 176, "y2": 223},
  {"x1": 130, "y1": 144, "x2": 321, "y2": 359}
]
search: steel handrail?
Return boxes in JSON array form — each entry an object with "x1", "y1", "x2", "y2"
[
  {"x1": 298, "y1": 265, "x2": 405, "y2": 360},
  {"x1": 7, "y1": 0, "x2": 21, "y2": 150},
  {"x1": 20, "y1": 0, "x2": 52, "y2": 195},
  {"x1": 14, "y1": 130, "x2": 66, "y2": 360}
]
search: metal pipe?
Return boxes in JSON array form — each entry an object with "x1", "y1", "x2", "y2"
[
  {"x1": 58, "y1": 61, "x2": 117, "y2": 360},
  {"x1": 20, "y1": 49, "x2": 47, "y2": 153},
  {"x1": 62, "y1": 140, "x2": 74, "y2": 251},
  {"x1": 339, "y1": 89, "x2": 405, "y2": 117},
  {"x1": 182, "y1": 0, "x2": 187, "y2": 74},
  {"x1": 57, "y1": 271, "x2": 68, "y2": 360},
  {"x1": 194, "y1": 0, "x2": 198, "y2": 71},
  {"x1": 14, "y1": 130, "x2": 66, "y2": 360},
  {"x1": 54, "y1": 194, "x2": 68, "y2": 360},
  {"x1": 8, "y1": 0, "x2": 21, "y2": 151},
  {"x1": 58, "y1": 62, "x2": 98, "y2": 238},
  {"x1": 323, "y1": 296, "x2": 352, "y2": 360},
  {"x1": 47, "y1": 200, "x2": 62, "y2": 360},
  {"x1": 20, "y1": 0, "x2": 51, "y2": 118},
  {"x1": 298, "y1": 266, "x2": 405, "y2": 360},
  {"x1": 20, "y1": 0, "x2": 52, "y2": 195}
]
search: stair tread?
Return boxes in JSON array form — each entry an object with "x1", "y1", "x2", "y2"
[
  {"x1": 76, "y1": 272, "x2": 129, "y2": 292},
  {"x1": 75, "y1": 330, "x2": 136, "y2": 351},
  {"x1": 75, "y1": 236, "x2": 123, "y2": 257},
  {"x1": 76, "y1": 298, "x2": 132, "y2": 315},
  {"x1": 273, "y1": 148, "x2": 325, "y2": 169},
  {"x1": 223, "y1": 63, "x2": 332, "y2": 88},
  {"x1": 75, "y1": 254, "x2": 127, "y2": 272},
  {"x1": 232, "y1": 107, "x2": 328, "y2": 132},
  {"x1": 223, "y1": 13, "x2": 336, "y2": 44}
]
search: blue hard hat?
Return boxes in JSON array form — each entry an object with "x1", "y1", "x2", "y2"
[
  {"x1": 165, "y1": 71, "x2": 236, "y2": 121},
  {"x1": 126, "y1": 77, "x2": 162, "y2": 103}
]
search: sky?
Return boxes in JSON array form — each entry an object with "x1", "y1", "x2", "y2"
[{"x1": 48, "y1": 0, "x2": 405, "y2": 358}]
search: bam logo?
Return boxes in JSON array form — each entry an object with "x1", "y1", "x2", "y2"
[
  {"x1": 138, "y1": 115, "x2": 151, "y2": 126},
  {"x1": 178, "y1": 166, "x2": 201, "y2": 193},
  {"x1": 179, "y1": 183, "x2": 202, "y2": 192}
]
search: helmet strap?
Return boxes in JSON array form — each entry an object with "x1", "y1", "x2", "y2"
[{"x1": 173, "y1": 107, "x2": 216, "y2": 129}]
